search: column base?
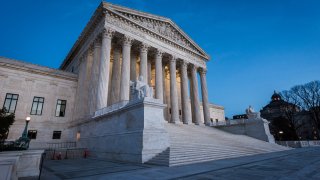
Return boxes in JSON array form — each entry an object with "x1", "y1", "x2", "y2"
[
  {"x1": 182, "y1": 119, "x2": 192, "y2": 125},
  {"x1": 204, "y1": 122, "x2": 211, "y2": 126},
  {"x1": 170, "y1": 119, "x2": 182, "y2": 124}
]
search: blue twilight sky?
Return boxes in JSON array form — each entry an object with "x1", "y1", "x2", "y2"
[{"x1": 0, "y1": 0, "x2": 319, "y2": 117}]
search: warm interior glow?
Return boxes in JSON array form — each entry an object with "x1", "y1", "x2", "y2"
[{"x1": 76, "y1": 132, "x2": 81, "y2": 141}]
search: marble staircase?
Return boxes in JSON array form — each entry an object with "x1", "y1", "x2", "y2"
[{"x1": 147, "y1": 123, "x2": 289, "y2": 166}]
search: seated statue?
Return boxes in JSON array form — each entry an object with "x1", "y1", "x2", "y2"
[
  {"x1": 246, "y1": 105, "x2": 261, "y2": 119},
  {"x1": 130, "y1": 76, "x2": 153, "y2": 100},
  {"x1": 245, "y1": 105, "x2": 255, "y2": 114}
]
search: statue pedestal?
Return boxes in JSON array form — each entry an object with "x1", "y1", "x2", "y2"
[
  {"x1": 245, "y1": 117, "x2": 275, "y2": 143},
  {"x1": 0, "y1": 150, "x2": 44, "y2": 179},
  {"x1": 75, "y1": 97, "x2": 169, "y2": 163}
]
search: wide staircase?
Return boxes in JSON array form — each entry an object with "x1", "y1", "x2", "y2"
[{"x1": 147, "y1": 123, "x2": 289, "y2": 166}]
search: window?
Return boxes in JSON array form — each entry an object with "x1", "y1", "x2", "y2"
[
  {"x1": 27, "y1": 130, "x2": 37, "y2": 139},
  {"x1": 30, "y1": 97, "x2": 44, "y2": 115},
  {"x1": 52, "y1": 131, "x2": 62, "y2": 139},
  {"x1": 55, "y1": 100, "x2": 66, "y2": 117},
  {"x1": 3, "y1": 93, "x2": 19, "y2": 113}
]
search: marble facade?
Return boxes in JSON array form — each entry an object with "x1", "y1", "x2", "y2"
[
  {"x1": 0, "y1": 2, "x2": 224, "y2": 152},
  {"x1": 0, "y1": 58, "x2": 77, "y2": 148},
  {"x1": 62, "y1": 2, "x2": 215, "y2": 126}
]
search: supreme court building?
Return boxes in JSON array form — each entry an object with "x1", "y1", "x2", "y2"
[{"x1": 0, "y1": 2, "x2": 234, "y2": 164}]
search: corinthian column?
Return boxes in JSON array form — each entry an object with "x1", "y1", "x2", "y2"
[
  {"x1": 83, "y1": 47, "x2": 94, "y2": 116},
  {"x1": 109, "y1": 45, "x2": 121, "y2": 105},
  {"x1": 139, "y1": 43, "x2": 149, "y2": 83},
  {"x1": 96, "y1": 28, "x2": 114, "y2": 110},
  {"x1": 200, "y1": 68, "x2": 211, "y2": 125},
  {"x1": 180, "y1": 61, "x2": 192, "y2": 124},
  {"x1": 155, "y1": 50, "x2": 163, "y2": 102},
  {"x1": 130, "y1": 52, "x2": 137, "y2": 81},
  {"x1": 169, "y1": 57, "x2": 180, "y2": 123},
  {"x1": 190, "y1": 65, "x2": 201, "y2": 125},
  {"x1": 120, "y1": 35, "x2": 133, "y2": 101},
  {"x1": 89, "y1": 39, "x2": 101, "y2": 115},
  {"x1": 148, "y1": 60, "x2": 152, "y2": 85}
]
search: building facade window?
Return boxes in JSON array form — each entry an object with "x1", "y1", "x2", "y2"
[
  {"x1": 52, "y1": 131, "x2": 62, "y2": 139},
  {"x1": 30, "y1": 97, "x2": 44, "y2": 115},
  {"x1": 55, "y1": 100, "x2": 66, "y2": 117},
  {"x1": 3, "y1": 93, "x2": 19, "y2": 113},
  {"x1": 27, "y1": 130, "x2": 37, "y2": 139}
]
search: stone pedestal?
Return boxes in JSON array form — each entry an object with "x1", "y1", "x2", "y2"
[
  {"x1": 245, "y1": 117, "x2": 275, "y2": 143},
  {"x1": 0, "y1": 150, "x2": 44, "y2": 179},
  {"x1": 75, "y1": 98, "x2": 169, "y2": 163},
  {"x1": 216, "y1": 116, "x2": 275, "y2": 143}
]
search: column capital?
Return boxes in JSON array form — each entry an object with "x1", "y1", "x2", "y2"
[
  {"x1": 169, "y1": 55, "x2": 177, "y2": 63},
  {"x1": 122, "y1": 35, "x2": 134, "y2": 46},
  {"x1": 102, "y1": 28, "x2": 115, "y2": 39},
  {"x1": 156, "y1": 49, "x2": 163, "y2": 58},
  {"x1": 87, "y1": 45, "x2": 94, "y2": 56},
  {"x1": 181, "y1": 60, "x2": 188, "y2": 68},
  {"x1": 93, "y1": 38, "x2": 101, "y2": 47},
  {"x1": 191, "y1": 64, "x2": 198, "y2": 71},
  {"x1": 139, "y1": 43, "x2": 149, "y2": 53},
  {"x1": 199, "y1": 68, "x2": 207, "y2": 75}
]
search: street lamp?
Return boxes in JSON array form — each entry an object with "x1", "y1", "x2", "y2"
[
  {"x1": 22, "y1": 117, "x2": 31, "y2": 138},
  {"x1": 279, "y1": 131, "x2": 284, "y2": 141}
]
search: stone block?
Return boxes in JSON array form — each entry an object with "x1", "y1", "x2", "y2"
[
  {"x1": 0, "y1": 150, "x2": 44, "y2": 179},
  {"x1": 74, "y1": 97, "x2": 169, "y2": 163}
]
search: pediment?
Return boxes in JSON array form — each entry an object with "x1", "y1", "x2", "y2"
[{"x1": 104, "y1": 3, "x2": 209, "y2": 60}]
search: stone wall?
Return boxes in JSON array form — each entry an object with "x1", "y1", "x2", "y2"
[
  {"x1": 0, "y1": 58, "x2": 78, "y2": 148},
  {"x1": 216, "y1": 117, "x2": 275, "y2": 143}
]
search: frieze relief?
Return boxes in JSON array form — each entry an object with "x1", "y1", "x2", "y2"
[
  {"x1": 105, "y1": 11, "x2": 206, "y2": 67},
  {"x1": 118, "y1": 12, "x2": 200, "y2": 54}
]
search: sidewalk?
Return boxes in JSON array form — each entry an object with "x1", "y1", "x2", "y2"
[{"x1": 38, "y1": 147, "x2": 320, "y2": 180}]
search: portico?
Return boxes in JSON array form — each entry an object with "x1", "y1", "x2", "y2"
[
  {"x1": 80, "y1": 32, "x2": 211, "y2": 125},
  {"x1": 60, "y1": 2, "x2": 211, "y2": 125}
]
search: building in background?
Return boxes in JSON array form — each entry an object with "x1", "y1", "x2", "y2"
[{"x1": 260, "y1": 91, "x2": 319, "y2": 141}]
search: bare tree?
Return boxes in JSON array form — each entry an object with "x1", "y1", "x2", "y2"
[
  {"x1": 280, "y1": 90, "x2": 302, "y2": 138},
  {"x1": 282, "y1": 80, "x2": 320, "y2": 131}
]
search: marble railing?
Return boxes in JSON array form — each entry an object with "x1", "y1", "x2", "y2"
[
  {"x1": 47, "y1": 142, "x2": 76, "y2": 150},
  {"x1": 210, "y1": 119, "x2": 247, "y2": 127},
  {"x1": 276, "y1": 140, "x2": 320, "y2": 148},
  {"x1": 94, "y1": 100, "x2": 130, "y2": 118}
]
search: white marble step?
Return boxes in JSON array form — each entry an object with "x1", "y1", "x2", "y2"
[
  {"x1": 146, "y1": 123, "x2": 289, "y2": 166},
  {"x1": 171, "y1": 142, "x2": 286, "y2": 151}
]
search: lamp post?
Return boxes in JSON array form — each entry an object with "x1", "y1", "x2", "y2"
[
  {"x1": 279, "y1": 130, "x2": 283, "y2": 141},
  {"x1": 22, "y1": 117, "x2": 31, "y2": 138}
]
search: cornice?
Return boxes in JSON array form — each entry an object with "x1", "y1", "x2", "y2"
[
  {"x1": 60, "y1": 2, "x2": 210, "y2": 70},
  {"x1": 0, "y1": 57, "x2": 78, "y2": 82},
  {"x1": 59, "y1": 3, "x2": 105, "y2": 70}
]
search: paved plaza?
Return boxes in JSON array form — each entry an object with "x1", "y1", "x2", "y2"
[{"x1": 37, "y1": 147, "x2": 320, "y2": 180}]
